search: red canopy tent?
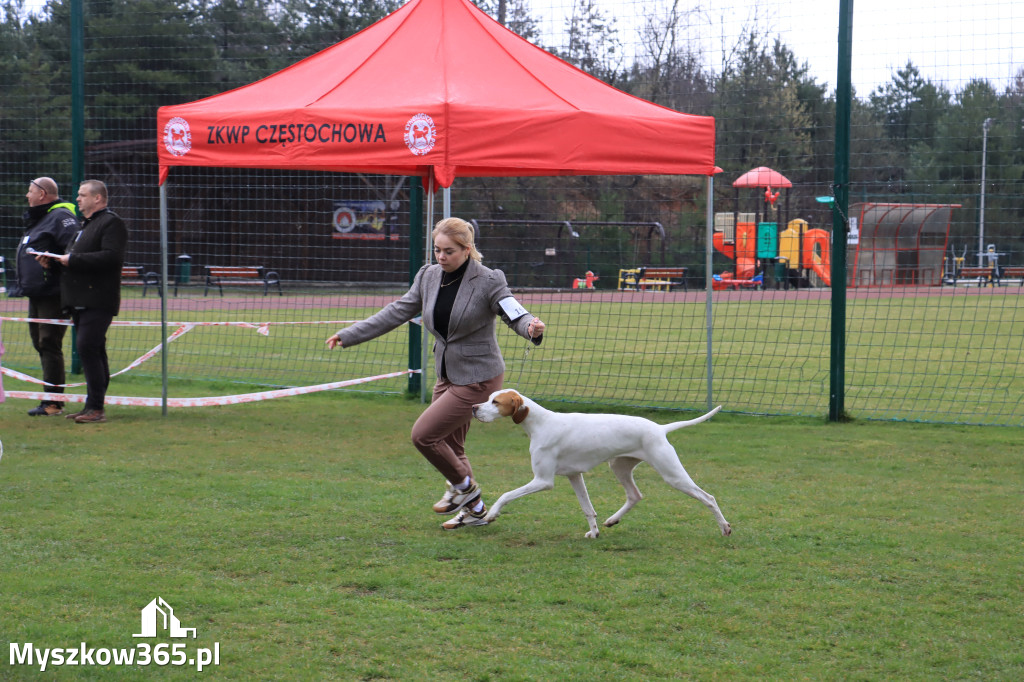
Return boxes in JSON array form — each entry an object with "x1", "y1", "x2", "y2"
[
  {"x1": 156, "y1": 0, "x2": 716, "y2": 187},
  {"x1": 153, "y1": 0, "x2": 720, "y2": 407}
]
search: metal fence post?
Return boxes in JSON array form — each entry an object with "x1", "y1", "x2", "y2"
[
  {"x1": 829, "y1": 0, "x2": 854, "y2": 422},
  {"x1": 69, "y1": 0, "x2": 85, "y2": 376}
]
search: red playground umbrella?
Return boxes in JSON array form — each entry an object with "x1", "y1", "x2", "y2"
[{"x1": 732, "y1": 166, "x2": 793, "y2": 188}]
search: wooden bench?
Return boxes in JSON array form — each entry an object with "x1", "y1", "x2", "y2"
[
  {"x1": 954, "y1": 266, "x2": 997, "y2": 287},
  {"x1": 618, "y1": 267, "x2": 688, "y2": 291},
  {"x1": 638, "y1": 266, "x2": 688, "y2": 291},
  {"x1": 204, "y1": 266, "x2": 282, "y2": 296},
  {"x1": 121, "y1": 265, "x2": 160, "y2": 297},
  {"x1": 998, "y1": 266, "x2": 1024, "y2": 286}
]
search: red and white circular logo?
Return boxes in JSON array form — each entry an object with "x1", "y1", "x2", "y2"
[
  {"x1": 163, "y1": 117, "x2": 192, "y2": 157},
  {"x1": 404, "y1": 113, "x2": 436, "y2": 156},
  {"x1": 332, "y1": 207, "x2": 357, "y2": 233}
]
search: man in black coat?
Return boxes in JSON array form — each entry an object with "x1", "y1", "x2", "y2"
[
  {"x1": 38, "y1": 179, "x2": 127, "y2": 424},
  {"x1": 13, "y1": 177, "x2": 79, "y2": 416}
]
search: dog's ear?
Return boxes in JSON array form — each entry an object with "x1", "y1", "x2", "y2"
[{"x1": 511, "y1": 395, "x2": 529, "y2": 424}]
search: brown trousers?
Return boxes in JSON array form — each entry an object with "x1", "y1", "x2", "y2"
[{"x1": 410, "y1": 374, "x2": 504, "y2": 484}]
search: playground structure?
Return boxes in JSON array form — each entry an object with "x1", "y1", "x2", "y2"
[
  {"x1": 713, "y1": 213, "x2": 832, "y2": 289},
  {"x1": 572, "y1": 270, "x2": 599, "y2": 289},
  {"x1": 713, "y1": 167, "x2": 807, "y2": 290},
  {"x1": 713, "y1": 165, "x2": 960, "y2": 289}
]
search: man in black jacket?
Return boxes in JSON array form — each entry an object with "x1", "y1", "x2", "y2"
[
  {"x1": 38, "y1": 179, "x2": 127, "y2": 424},
  {"x1": 13, "y1": 177, "x2": 79, "y2": 417}
]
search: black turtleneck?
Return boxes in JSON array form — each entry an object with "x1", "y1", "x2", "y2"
[{"x1": 433, "y1": 258, "x2": 469, "y2": 340}]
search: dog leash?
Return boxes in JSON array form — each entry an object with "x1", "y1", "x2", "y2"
[
  {"x1": 511, "y1": 316, "x2": 541, "y2": 389},
  {"x1": 511, "y1": 343, "x2": 533, "y2": 390}
]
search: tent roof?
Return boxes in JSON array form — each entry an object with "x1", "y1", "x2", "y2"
[
  {"x1": 732, "y1": 166, "x2": 792, "y2": 188},
  {"x1": 157, "y1": 0, "x2": 715, "y2": 187}
]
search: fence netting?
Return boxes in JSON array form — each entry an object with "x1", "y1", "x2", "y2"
[{"x1": 2, "y1": 0, "x2": 1023, "y2": 424}]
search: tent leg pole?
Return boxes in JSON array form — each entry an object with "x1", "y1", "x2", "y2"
[
  {"x1": 705, "y1": 175, "x2": 714, "y2": 412},
  {"x1": 422, "y1": 175, "x2": 435, "y2": 404},
  {"x1": 159, "y1": 180, "x2": 169, "y2": 416}
]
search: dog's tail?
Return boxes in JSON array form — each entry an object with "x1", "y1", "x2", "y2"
[{"x1": 661, "y1": 405, "x2": 722, "y2": 434}]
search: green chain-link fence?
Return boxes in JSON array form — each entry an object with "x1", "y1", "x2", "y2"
[{"x1": 2, "y1": 0, "x2": 1023, "y2": 424}]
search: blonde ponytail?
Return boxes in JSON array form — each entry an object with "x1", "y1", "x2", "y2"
[{"x1": 432, "y1": 217, "x2": 482, "y2": 261}]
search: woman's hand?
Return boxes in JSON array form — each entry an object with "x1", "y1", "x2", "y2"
[
  {"x1": 325, "y1": 334, "x2": 343, "y2": 350},
  {"x1": 527, "y1": 317, "x2": 545, "y2": 338}
]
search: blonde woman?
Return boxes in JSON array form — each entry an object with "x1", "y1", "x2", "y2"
[{"x1": 327, "y1": 217, "x2": 545, "y2": 529}]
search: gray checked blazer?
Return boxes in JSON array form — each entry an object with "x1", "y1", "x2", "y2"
[{"x1": 335, "y1": 259, "x2": 539, "y2": 385}]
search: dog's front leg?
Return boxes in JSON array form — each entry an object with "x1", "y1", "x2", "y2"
[
  {"x1": 567, "y1": 473, "x2": 600, "y2": 539},
  {"x1": 484, "y1": 476, "x2": 554, "y2": 523}
]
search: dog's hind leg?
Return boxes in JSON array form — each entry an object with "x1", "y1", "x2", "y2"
[
  {"x1": 566, "y1": 473, "x2": 601, "y2": 539},
  {"x1": 603, "y1": 456, "x2": 643, "y2": 528},
  {"x1": 646, "y1": 444, "x2": 732, "y2": 536}
]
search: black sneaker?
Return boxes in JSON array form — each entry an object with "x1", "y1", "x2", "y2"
[{"x1": 28, "y1": 404, "x2": 63, "y2": 417}]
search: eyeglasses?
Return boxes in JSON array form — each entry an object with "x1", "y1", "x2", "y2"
[{"x1": 29, "y1": 179, "x2": 46, "y2": 192}]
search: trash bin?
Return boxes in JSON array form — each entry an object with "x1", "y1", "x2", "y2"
[
  {"x1": 774, "y1": 261, "x2": 789, "y2": 290},
  {"x1": 176, "y1": 254, "x2": 191, "y2": 285}
]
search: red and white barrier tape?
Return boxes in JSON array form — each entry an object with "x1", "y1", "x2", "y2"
[
  {"x1": 0, "y1": 318, "x2": 368, "y2": 387},
  {"x1": 4, "y1": 369, "x2": 418, "y2": 408},
  {"x1": 0, "y1": 316, "x2": 362, "y2": 330},
  {"x1": 1, "y1": 323, "x2": 193, "y2": 387},
  {"x1": 0, "y1": 315, "x2": 423, "y2": 394}
]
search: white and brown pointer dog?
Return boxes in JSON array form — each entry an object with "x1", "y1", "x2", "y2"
[{"x1": 472, "y1": 389, "x2": 731, "y2": 539}]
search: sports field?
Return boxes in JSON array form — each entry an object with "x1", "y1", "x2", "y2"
[
  {"x1": 1, "y1": 388, "x2": 1021, "y2": 680},
  {"x1": 4, "y1": 282, "x2": 1023, "y2": 424}
]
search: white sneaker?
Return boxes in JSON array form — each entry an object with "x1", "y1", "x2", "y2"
[
  {"x1": 440, "y1": 479, "x2": 480, "y2": 515},
  {"x1": 442, "y1": 504, "x2": 489, "y2": 530},
  {"x1": 432, "y1": 481, "x2": 458, "y2": 514}
]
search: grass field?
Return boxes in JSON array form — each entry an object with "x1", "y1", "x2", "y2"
[{"x1": 1, "y1": 388, "x2": 1021, "y2": 680}]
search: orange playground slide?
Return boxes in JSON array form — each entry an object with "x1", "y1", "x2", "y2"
[
  {"x1": 712, "y1": 221, "x2": 757, "y2": 280},
  {"x1": 802, "y1": 228, "x2": 831, "y2": 286}
]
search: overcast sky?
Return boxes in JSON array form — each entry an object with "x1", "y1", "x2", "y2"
[
  {"x1": 19, "y1": 0, "x2": 1023, "y2": 94},
  {"x1": 545, "y1": 0, "x2": 1023, "y2": 94}
]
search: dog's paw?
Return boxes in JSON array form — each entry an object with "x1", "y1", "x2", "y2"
[
  {"x1": 584, "y1": 530, "x2": 599, "y2": 539},
  {"x1": 602, "y1": 518, "x2": 619, "y2": 528},
  {"x1": 483, "y1": 511, "x2": 498, "y2": 523},
  {"x1": 721, "y1": 522, "x2": 732, "y2": 537}
]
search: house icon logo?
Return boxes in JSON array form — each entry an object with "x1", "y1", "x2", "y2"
[{"x1": 133, "y1": 597, "x2": 197, "y2": 639}]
